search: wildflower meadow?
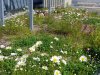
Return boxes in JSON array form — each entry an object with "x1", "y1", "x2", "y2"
[{"x1": 0, "y1": 7, "x2": 100, "y2": 75}]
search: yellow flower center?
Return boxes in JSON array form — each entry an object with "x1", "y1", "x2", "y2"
[
  {"x1": 53, "y1": 58, "x2": 57, "y2": 62},
  {"x1": 81, "y1": 58, "x2": 85, "y2": 61},
  {"x1": 55, "y1": 71, "x2": 59, "y2": 75}
]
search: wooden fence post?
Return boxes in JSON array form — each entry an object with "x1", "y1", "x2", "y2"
[
  {"x1": 0, "y1": 0, "x2": 5, "y2": 25},
  {"x1": 29, "y1": 0, "x2": 33, "y2": 30}
]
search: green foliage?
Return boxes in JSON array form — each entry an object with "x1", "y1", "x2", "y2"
[
  {"x1": 44, "y1": 8, "x2": 85, "y2": 35},
  {"x1": 83, "y1": 17, "x2": 100, "y2": 25},
  {"x1": 34, "y1": 14, "x2": 45, "y2": 25},
  {"x1": 0, "y1": 7, "x2": 100, "y2": 75},
  {"x1": 0, "y1": 26, "x2": 3, "y2": 39},
  {"x1": 0, "y1": 14, "x2": 31, "y2": 38},
  {"x1": 0, "y1": 59, "x2": 16, "y2": 75},
  {"x1": 1, "y1": 25, "x2": 31, "y2": 35}
]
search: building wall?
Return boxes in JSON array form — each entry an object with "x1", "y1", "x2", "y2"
[
  {"x1": 43, "y1": 0, "x2": 72, "y2": 8},
  {"x1": 64, "y1": 0, "x2": 72, "y2": 7},
  {"x1": 72, "y1": 0, "x2": 100, "y2": 6}
]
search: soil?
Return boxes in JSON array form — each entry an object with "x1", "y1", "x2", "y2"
[
  {"x1": 0, "y1": 36, "x2": 11, "y2": 46},
  {"x1": 32, "y1": 25, "x2": 42, "y2": 32}
]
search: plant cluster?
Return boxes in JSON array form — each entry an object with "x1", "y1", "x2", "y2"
[
  {"x1": 0, "y1": 13, "x2": 31, "y2": 39},
  {"x1": 0, "y1": 35, "x2": 98, "y2": 75},
  {"x1": 0, "y1": 7, "x2": 100, "y2": 75}
]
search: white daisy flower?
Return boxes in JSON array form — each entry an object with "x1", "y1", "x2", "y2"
[
  {"x1": 50, "y1": 56, "x2": 61, "y2": 64},
  {"x1": 79, "y1": 55, "x2": 87, "y2": 62},
  {"x1": 0, "y1": 55, "x2": 4, "y2": 61},
  {"x1": 54, "y1": 37, "x2": 59, "y2": 41},
  {"x1": 41, "y1": 53, "x2": 48, "y2": 56},
  {"x1": 42, "y1": 66, "x2": 48, "y2": 70},
  {"x1": 11, "y1": 53, "x2": 17, "y2": 56},
  {"x1": 54, "y1": 70, "x2": 61, "y2": 75},
  {"x1": 6, "y1": 46, "x2": 12, "y2": 50},
  {"x1": 20, "y1": 68, "x2": 23, "y2": 71},
  {"x1": 33, "y1": 57, "x2": 40, "y2": 61},
  {"x1": 4, "y1": 56, "x2": 9, "y2": 59},
  {"x1": 29, "y1": 46, "x2": 35, "y2": 52},
  {"x1": 51, "y1": 41, "x2": 53, "y2": 44},
  {"x1": 50, "y1": 45, "x2": 53, "y2": 48},
  {"x1": 16, "y1": 60, "x2": 26, "y2": 68},
  {"x1": 35, "y1": 41, "x2": 42, "y2": 47},
  {"x1": 21, "y1": 54, "x2": 29, "y2": 60},
  {"x1": 17, "y1": 48, "x2": 22, "y2": 52},
  {"x1": 29, "y1": 41, "x2": 42, "y2": 52},
  {"x1": 62, "y1": 60, "x2": 67, "y2": 65},
  {"x1": 0, "y1": 45, "x2": 5, "y2": 48}
]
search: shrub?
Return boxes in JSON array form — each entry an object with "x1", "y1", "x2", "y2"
[
  {"x1": 0, "y1": 14, "x2": 31, "y2": 37},
  {"x1": 1, "y1": 25, "x2": 31, "y2": 36},
  {"x1": 83, "y1": 17, "x2": 100, "y2": 25},
  {"x1": 44, "y1": 9, "x2": 83, "y2": 35}
]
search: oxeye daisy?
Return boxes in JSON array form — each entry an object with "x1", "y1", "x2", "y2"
[{"x1": 79, "y1": 55, "x2": 87, "y2": 62}]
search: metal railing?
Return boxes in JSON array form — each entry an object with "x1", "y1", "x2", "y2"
[
  {"x1": 0, "y1": 0, "x2": 72, "y2": 30},
  {"x1": 3, "y1": 0, "x2": 28, "y2": 12},
  {"x1": 0, "y1": 0, "x2": 33, "y2": 30},
  {"x1": 0, "y1": 0, "x2": 28, "y2": 25}
]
